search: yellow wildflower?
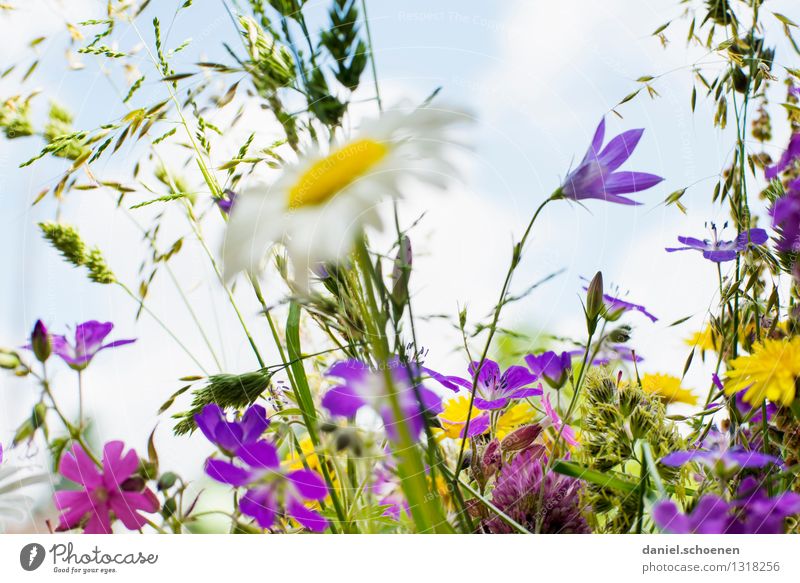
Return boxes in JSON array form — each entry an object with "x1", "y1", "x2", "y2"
[
  {"x1": 725, "y1": 337, "x2": 800, "y2": 407},
  {"x1": 640, "y1": 373, "x2": 697, "y2": 405}
]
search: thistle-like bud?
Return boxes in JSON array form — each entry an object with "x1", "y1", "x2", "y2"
[
  {"x1": 30, "y1": 320, "x2": 52, "y2": 363},
  {"x1": 585, "y1": 271, "x2": 604, "y2": 334}
]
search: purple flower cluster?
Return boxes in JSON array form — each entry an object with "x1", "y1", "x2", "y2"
[
  {"x1": 322, "y1": 358, "x2": 445, "y2": 440},
  {"x1": 197, "y1": 404, "x2": 328, "y2": 532},
  {"x1": 654, "y1": 477, "x2": 800, "y2": 534}
]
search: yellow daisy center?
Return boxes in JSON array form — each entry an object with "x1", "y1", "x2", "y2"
[{"x1": 288, "y1": 139, "x2": 389, "y2": 209}]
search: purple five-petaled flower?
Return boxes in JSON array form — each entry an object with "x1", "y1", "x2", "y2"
[
  {"x1": 205, "y1": 440, "x2": 328, "y2": 532},
  {"x1": 557, "y1": 117, "x2": 664, "y2": 205},
  {"x1": 194, "y1": 403, "x2": 270, "y2": 456},
  {"x1": 428, "y1": 359, "x2": 542, "y2": 411},
  {"x1": 43, "y1": 321, "x2": 135, "y2": 371},
  {"x1": 666, "y1": 226, "x2": 768, "y2": 262},
  {"x1": 322, "y1": 358, "x2": 444, "y2": 440},
  {"x1": 53, "y1": 441, "x2": 159, "y2": 534},
  {"x1": 654, "y1": 477, "x2": 800, "y2": 534},
  {"x1": 524, "y1": 351, "x2": 571, "y2": 389}
]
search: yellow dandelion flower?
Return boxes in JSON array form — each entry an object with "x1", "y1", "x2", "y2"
[
  {"x1": 640, "y1": 373, "x2": 697, "y2": 405},
  {"x1": 725, "y1": 337, "x2": 800, "y2": 407},
  {"x1": 685, "y1": 326, "x2": 720, "y2": 352}
]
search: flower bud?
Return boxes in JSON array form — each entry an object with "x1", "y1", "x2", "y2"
[
  {"x1": 0, "y1": 349, "x2": 21, "y2": 370},
  {"x1": 608, "y1": 325, "x2": 632, "y2": 344},
  {"x1": 585, "y1": 271, "x2": 604, "y2": 333},
  {"x1": 31, "y1": 402, "x2": 48, "y2": 429},
  {"x1": 157, "y1": 471, "x2": 178, "y2": 491},
  {"x1": 31, "y1": 320, "x2": 51, "y2": 363},
  {"x1": 501, "y1": 423, "x2": 543, "y2": 452}
]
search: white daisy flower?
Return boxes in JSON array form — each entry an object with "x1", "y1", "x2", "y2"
[{"x1": 221, "y1": 106, "x2": 471, "y2": 288}]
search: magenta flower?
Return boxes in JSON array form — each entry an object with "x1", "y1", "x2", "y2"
[
  {"x1": 666, "y1": 226, "x2": 768, "y2": 262},
  {"x1": 53, "y1": 441, "x2": 159, "y2": 534},
  {"x1": 321, "y1": 358, "x2": 444, "y2": 440},
  {"x1": 49, "y1": 321, "x2": 135, "y2": 370},
  {"x1": 558, "y1": 117, "x2": 663, "y2": 205},
  {"x1": 654, "y1": 477, "x2": 800, "y2": 534},
  {"x1": 543, "y1": 394, "x2": 578, "y2": 447},
  {"x1": 428, "y1": 359, "x2": 542, "y2": 411},
  {"x1": 205, "y1": 440, "x2": 328, "y2": 532},
  {"x1": 194, "y1": 403, "x2": 270, "y2": 456},
  {"x1": 525, "y1": 351, "x2": 571, "y2": 388}
]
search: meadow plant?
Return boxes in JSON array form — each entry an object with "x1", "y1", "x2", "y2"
[{"x1": 1, "y1": 0, "x2": 800, "y2": 535}]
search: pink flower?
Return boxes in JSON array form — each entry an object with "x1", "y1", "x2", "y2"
[
  {"x1": 543, "y1": 394, "x2": 578, "y2": 447},
  {"x1": 54, "y1": 441, "x2": 159, "y2": 534}
]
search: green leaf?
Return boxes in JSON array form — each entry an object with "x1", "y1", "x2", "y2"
[{"x1": 552, "y1": 460, "x2": 638, "y2": 492}]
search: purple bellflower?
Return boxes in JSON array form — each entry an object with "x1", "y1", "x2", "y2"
[
  {"x1": 666, "y1": 225, "x2": 769, "y2": 262},
  {"x1": 557, "y1": 117, "x2": 664, "y2": 205}
]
